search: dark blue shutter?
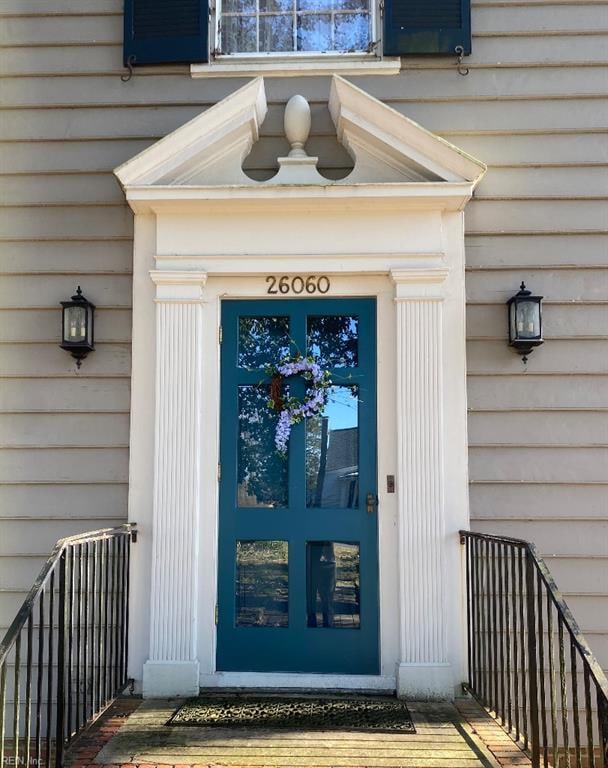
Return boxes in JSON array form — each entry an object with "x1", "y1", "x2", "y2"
[
  {"x1": 383, "y1": 0, "x2": 471, "y2": 56},
  {"x1": 124, "y1": 0, "x2": 208, "y2": 66}
]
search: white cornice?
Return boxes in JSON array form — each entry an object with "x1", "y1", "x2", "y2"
[{"x1": 124, "y1": 181, "x2": 477, "y2": 214}]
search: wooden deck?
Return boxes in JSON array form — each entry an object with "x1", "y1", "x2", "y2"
[{"x1": 66, "y1": 696, "x2": 531, "y2": 768}]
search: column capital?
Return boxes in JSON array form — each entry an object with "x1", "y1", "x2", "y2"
[
  {"x1": 150, "y1": 269, "x2": 208, "y2": 302},
  {"x1": 389, "y1": 266, "x2": 448, "y2": 301}
]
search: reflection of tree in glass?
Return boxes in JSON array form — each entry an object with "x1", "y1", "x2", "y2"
[
  {"x1": 238, "y1": 317, "x2": 290, "y2": 369},
  {"x1": 238, "y1": 386, "x2": 288, "y2": 507},
  {"x1": 307, "y1": 315, "x2": 358, "y2": 368},
  {"x1": 236, "y1": 540, "x2": 288, "y2": 627}
]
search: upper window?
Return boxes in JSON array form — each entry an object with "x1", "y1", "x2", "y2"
[
  {"x1": 218, "y1": 0, "x2": 372, "y2": 55},
  {"x1": 123, "y1": 0, "x2": 471, "y2": 72}
]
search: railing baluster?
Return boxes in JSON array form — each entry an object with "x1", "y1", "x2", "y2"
[
  {"x1": 75, "y1": 545, "x2": 82, "y2": 735},
  {"x1": 91, "y1": 541, "x2": 101, "y2": 717},
  {"x1": 464, "y1": 535, "x2": 472, "y2": 690},
  {"x1": 525, "y1": 549, "x2": 541, "y2": 768},
  {"x1": 536, "y1": 571, "x2": 548, "y2": 767},
  {"x1": 56, "y1": 551, "x2": 67, "y2": 768},
  {"x1": 124, "y1": 531, "x2": 132, "y2": 689},
  {"x1": 114, "y1": 537, "x2": 121, "y2": 693},
  {"x1": 511, "y1": 545, "x2": 520, "y2": 742},
  {"x1": 117, "y1": 536, "x2": 126, "y2": 688},
  {"x1": 498, "y1": 541, "x2": 506, "y2": 726},
  {"x1": 67, "y1": 546, "x2": 75, "y2": 740},
  {"x1": 45, "y1": 570, "x2": 55, "y2": 768},
  {"x1": 583, "y1": 664, "x2": 595, "y2": 768},
  {"x1": 519, "y1": 547, "x2": 528, "y2": 749},
  {"x1": 35, "y1": 590, "x2": 44, "y2": 768},
  {"x1": 504, "y1": 546, "x2": 512, "y2": 734},
  {"x1": 570, "y1": 641, "x2": 582, "y2": 768},
  {"x1": 99, "y1": 539, "x2": 106, "y2": 710},
  {"x1": 83, "y1": 542, "x2": 90, "y2": 727},
  {"x1": 111, "y1": 537, "x2": 119, "y2": 696},
  {"x1": 103, "y1": 538, "x2": 110, "y2": 707},
  {"x1": 0, "y1": 660, "x2": 6, "y2": 768},
  {"x1": 597, "y1": 690, "x2": 608, "y2": 768},
  {"x1": 491, "y1": 541, "x2": 499, "y2": 717},
  {"x1": 547, "y1": 592, "x2": 558, "y2": 768},
  {"x1": 483, "y1": 538, "x2": 490, "y2": 708},
  {"x1": 558, "y1": 615, "x2": 571, "y2": 768},
  {"x1": 25, "y1": 614, "x2": 33, "y2": 768},
  {"x1": 13, "y1": 632, "x2": 21, "y2": 764},
  {"x1": 473, "y1": 538, "x2": 482, "y2": 696}
]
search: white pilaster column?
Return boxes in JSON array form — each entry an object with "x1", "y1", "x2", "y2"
[
  {"x1": 391, "y1": 267, "x2": 452, "y2": 700},
  {"x1": 143, "y1": 270, "x2": 207, "y2": 697}
]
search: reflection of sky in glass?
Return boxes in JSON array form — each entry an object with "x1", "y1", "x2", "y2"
[
  {"x1": 324, "y1": 386, "x2": 357, "y2": 430},
  {"x1": 222, "y1": 5, "x2": 370, "y2": 52}
]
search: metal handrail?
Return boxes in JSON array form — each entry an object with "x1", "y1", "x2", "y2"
[
  {"x1": 0, "y1": 523, "x2": 137, "y2": 768},
  {"x1": 460, "y1": 530, "x2": 608, "y2": 768}
]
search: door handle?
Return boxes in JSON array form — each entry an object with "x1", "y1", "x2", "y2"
[{"x1": 366, "y1": 492, "x2": 378, "y2": 515}]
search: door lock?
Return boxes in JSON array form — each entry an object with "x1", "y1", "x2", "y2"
[{"x1": 366, "y1": 492, "x2": 378, "y2": 515}]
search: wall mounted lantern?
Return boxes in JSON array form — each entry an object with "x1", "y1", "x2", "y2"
[
  {"x1": 60, "y1": 286, "x2": 95, "y2": 368},
  {"x1": 507, "y1": 282, "x2": 543, "y2": 363}
]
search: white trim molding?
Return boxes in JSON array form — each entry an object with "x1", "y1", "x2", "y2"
[
  {"x1": 143, "y1": 270, "x2": 207, "y2": 697},
  {"x1": 391, "y1": 267, "x2": 450, "y2": 699},
  {"x1": 191, "y1": 56, "x2": 401, "y2": 78},
  {"x1": 119, "y1": 78, "x2": 481, "y2": 700}
]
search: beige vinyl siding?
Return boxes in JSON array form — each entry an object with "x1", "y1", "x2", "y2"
[{"x1": 0, "y1": 0, "x2": 607, "y2": 679}]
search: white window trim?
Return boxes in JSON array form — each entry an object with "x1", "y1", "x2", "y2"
[
  {"x1": 191, "y1": 54, "x2": 400, "y2": 76},
  {"x1": 191, "y1": 0, "x2": 400, "y2": 77}
]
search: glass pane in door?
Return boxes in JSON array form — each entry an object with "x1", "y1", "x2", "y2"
[
  {"x1": 238, "y1": 316, "x2": 290, "y2": 369},
  {"x1": 238, "y1": 385, "x2": 288, "y2": 508},
  {"x1": 236, "y1": 540, "x2": 289, "y2": 627},
  {"x1": 307, "y1": 315, "x2": 359, "y2": 368},
  {"x1": 306, "y1": 542, "x2": 360, "y2": 628}
]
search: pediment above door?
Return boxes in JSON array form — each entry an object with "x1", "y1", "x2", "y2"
[{"x1": 114, "y1": 75, "x2": 485, "y2": 212}]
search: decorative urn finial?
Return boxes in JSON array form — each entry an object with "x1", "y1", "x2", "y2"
[{"x1": 284, "y1": 95, "x2": 311, "y2": 158}]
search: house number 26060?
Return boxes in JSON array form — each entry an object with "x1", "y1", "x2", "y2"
[{"x1": 266, "y1": 275, "x2": 330, "y2": 295}]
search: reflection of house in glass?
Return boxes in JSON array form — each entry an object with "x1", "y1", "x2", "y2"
[
  {"x1": 308, "y1": 418, "x2": 359, "y2": 507},
  {"x1": 307, "y1": 386, "x2": 359, "y2": 509},
  {"x1": 312, "y1": 426, "x2": 359, "y2": 508}
]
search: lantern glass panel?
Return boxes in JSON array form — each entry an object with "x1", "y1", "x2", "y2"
[
  {"x1": 509, "y1": 301, "x2": 517, "y2": 342},
  {"x1": 65, "y1": 305, "x2": 87, "y2": 343},
  {"x1": 516, "y1": 299, "x2": 541, "y2": 339}
]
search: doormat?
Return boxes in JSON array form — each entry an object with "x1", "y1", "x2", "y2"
[{"x1": 168, "y1": 695, "x2": 416, "y2": 733}]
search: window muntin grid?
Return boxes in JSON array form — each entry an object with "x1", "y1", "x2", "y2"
[{"x1": 219, "y1": 0, "x2": 372, "y2": 54}]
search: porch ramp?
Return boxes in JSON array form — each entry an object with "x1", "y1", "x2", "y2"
[{"x1": 74, "y1": 696, "x2": 531, "y2": 768}]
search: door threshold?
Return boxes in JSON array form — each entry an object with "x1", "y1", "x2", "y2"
[{"x1": 199, "y1": 672, "x2": 396, "y2": 693}]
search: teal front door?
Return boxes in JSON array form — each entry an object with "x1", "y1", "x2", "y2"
[{"x1": 217, "y1": 298, "x2": 378, "y2": 674}]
